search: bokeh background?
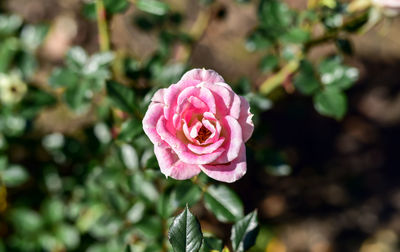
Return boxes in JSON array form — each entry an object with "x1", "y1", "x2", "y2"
[{"x1": 1, "y1": 0, "x2": 400, "y2": 251}]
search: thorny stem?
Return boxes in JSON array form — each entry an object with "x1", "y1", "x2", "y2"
[{"x1": 96, "y1": 0, "x2": 110, "y2": 52}]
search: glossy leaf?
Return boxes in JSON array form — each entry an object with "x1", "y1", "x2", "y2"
[
  {"x1": 168, "y1": 206, "x2": 203, "y2": 252},
  {"x1": 230, "y1": 210, "x2": 259, "y2": 252},
  {"x1": 204, "y1": 184, "x2": 244, "y2": 223}
]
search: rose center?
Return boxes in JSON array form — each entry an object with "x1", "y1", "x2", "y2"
[{"x1": 195, "y1": 125, "x2": 212, "y2": 143}]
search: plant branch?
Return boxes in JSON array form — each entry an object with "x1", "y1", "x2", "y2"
[{"x1": 96, "y1": 0, "x2": 110, "y2": 52}]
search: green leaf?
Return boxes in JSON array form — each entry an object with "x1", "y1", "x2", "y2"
[
  {"x1": 66, "y1": 47, "x2": 88, "y2": 71},
  {"x1": 64, "y1": 80, "x2": 90, "y2": 111},
  {"x1": 204, "y1": 184, "x2": 244, "y2": 223},
  {"x1": 0, "y1": 15, "x2": 23, "y2": 36},
  {"x1": 281, "y1": 28, "x2": 310, "y2": 44},
  {"x1": 168, "y1": 206, "x2": 203, "y2": 252},
  {"x1": 20, "y1": 87, "x2": 57, "y2": 118},
  {"x1": 172, "y1": 181, "x2": 202, "y2": 208},
  {"x1": 49, "y1": 68, "x2": 79, "y2": 87},
  {"x1": 20, "y1": 24, "x2": 49, "y2": 51},
  {"x1": 1, "y1": 165, "x2": 28, "y2": 187},
  {"x1": 294, "y1": 60, "x2": 320, "y2": 95},
  {"x1": 200, "y1": 236, "x2": 223, "y2": 252},
  {"x1": 56, "y1": 224, "x2": 80, "y2": 249},
  {"x1": 0, "y1": 37, "x2": 19, "y2": 73},
  {"x1": 118, "y1": 119, "x2": 143, "y2": 141},
  {"x1": 313, "y1": 87, "x2": 347, "y2": 120},
  {"x1": 106, "y1": 80, "x2": 137, "y2": 113},
  {"x1": 9, "y1": 208, "x2": 43, "y2": 233},
  {"x1": 245, "y1": 32, "x2": 272, "y2": 52},
  {"x1": 17, "y1": 52, "x2": 37, "y2": 79},
  {"x1": 104, "y1": 0, "x2": 129, "y2": 13},
  {"x1": 136, "y1": 0, "x2": 169, "y2": 16},
  {"x1": 259, "y1": 55, "x2": 278, "y2": 73},
  {"x1": 230, "y1": 210, "x2": 259, "y2": 252},
  {"x1": 41, "y1": 198, "x2": 64, "y2": 224},
  {"x1": 318, "y1": 57, "x2": 359, "y2": 90},
  {"x1": 136, "y1": 216, "x2": 163, "y2": 239}
]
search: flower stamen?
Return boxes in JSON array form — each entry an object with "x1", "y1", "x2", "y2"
[{"x1": 195, "y1": 125, "x2": 212, "y2": 143}]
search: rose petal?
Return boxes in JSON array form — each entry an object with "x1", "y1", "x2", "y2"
[
  {"x1": 157, "y1": 117, "x2": 224, "y2": 165},
  {"x1": 177, "y1": 86, "x2": 216, "y2": 114},
  {"x1": 143, "y1": 103, "x2": 164, "y2": 144},
  {"x1": 151, "y1": 88, "x2": 165, "y2": 103},
  {"x1": 200, "y1": 144, "x2": 247, "y2": 183},
  {"x1": 202, "y1": 82, "x2": 233, "y2": 116},
  {"x1": 238, "y1": 96, "x2": 254, "y2": 142},
  {"x1": 155, "y1": 142, "x2": 201, "y2": 180},
  {"x1": 213, "y1": 115, "x2": 243, "y2": 164},
  {"x1": 188, "y1": 137, "x2": 225, "y2": 155},
  {"x1": 181, "y1": 68, "x2": 225, "y2": 84}
]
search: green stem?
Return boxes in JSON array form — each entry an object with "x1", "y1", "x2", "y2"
[
  {"x1": 96, "y1": 0, "x2": 110, "y2": 52},
  {"x1": 259, "y1": 58, "x2": 301, "y2": 95}
]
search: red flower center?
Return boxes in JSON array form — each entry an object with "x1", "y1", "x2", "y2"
[{"x1": 195, "y1": 125, "x2": 212, "y2": 143}]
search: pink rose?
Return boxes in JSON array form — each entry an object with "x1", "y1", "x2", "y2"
[{"x1": 143, "y1": 69, "x2": 254, "y2": 183}]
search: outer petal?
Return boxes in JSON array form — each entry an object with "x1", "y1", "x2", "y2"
[
  {"x1": 213, "y1": 115, "x2": 243, "y2": 164},
  {"x1": 151, "y1": 88, "x2": 165, "y2": 103},
  {"x1": 200, "y1": 144, "x2": 247, "y2": 183},
  {"x1": 157, "y1": 117, "x2": 224, "y2": 165},
  {"x1": 181, "y1": 68, "x2": 225, "y2": 84},
  {"x1": 143, "y1": 103, "x2": 164, "y2": 144},
  {"x1": 238, "y1": 96, "x2": 254, "y2": 142},
  {"x1": 154, "y1": 143, "x2": 201, "y2": 180}
]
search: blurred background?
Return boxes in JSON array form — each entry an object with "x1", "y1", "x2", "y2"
[{"x1": 1, "y1": 0, "x2": 400, "y2": 251}]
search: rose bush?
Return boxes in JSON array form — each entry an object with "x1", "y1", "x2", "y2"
[{"x1": 143, "y1": 68, "x2": 254, "y2": 183}]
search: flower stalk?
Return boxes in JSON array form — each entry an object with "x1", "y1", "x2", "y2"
[{"x1": 96, "y1": 0, "x2": 110, "y2": 52}]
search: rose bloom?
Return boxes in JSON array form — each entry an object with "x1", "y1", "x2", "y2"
[{"x1": 143, "y1": 69, "x2": 254, "y2": 183}]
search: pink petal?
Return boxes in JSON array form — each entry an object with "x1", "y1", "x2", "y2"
[
  {"x1": 238, "y1": 96, "x2": 254, "y2": 142},
  {"x1": 154, "y1": 142, "x2": 201, "y2": 180},
  {"x1": 200, "y1": 144, "x2": 247, "y2": 183},
  {"x1": 229, "y1": 93, "x2": 242, "y2": 119},
  {"x1": 156, "y1": 117, "x2": 224, "y2": 165},
  {"x1": 181, "y1": 68, "x2": 225, "y2": 84},
  {"x1": 188, "y1": 137, "x2": 225, "y2": 155},
  {"x1": 151, "y1": 88, "x2": 166, "y2": 103},
  {"x1": 143, "y1": 103, "x2": 164, "y2": 144},
  {"x1": 213, "y1": 115, "x2": 243, "y2": 164},
  {"x1": 202, "y1": 82, "x2": 233, "y2": 116},
  {"x1": 177, "y1": 86, "x2": 216, "y2": 114}
]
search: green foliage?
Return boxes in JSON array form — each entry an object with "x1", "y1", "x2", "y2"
[
  {"x1": 231, "y1": 210, "x2": 260, "y2": 252},
  {"x1": 49, "y1": 47, "x2": 114, "y2": 112},
  {"x1": 0, "y1": 0, "x2": 382, "y2": 250},
  {"x1": 168, "y1": 206, "x2": 203, "y2": 252},
  {"x1": 204, "y1": 184, "x2": 244, "y2": 223}
]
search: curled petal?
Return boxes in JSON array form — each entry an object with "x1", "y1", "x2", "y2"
[
  {"x1": 157, "y1": 117, "x2": 224, "y2": 165},
  {"x1": 177, "y1": 86, "x2": 216, "y2": 114},
  {"x1": 202, "y1": 82, "x2": 233, "y2": 116},
  {"x1": 155, "y1": 142, "x2": 201, "y2": 180},
  {"x1": 188, "y1": 137, "x2": 225, "y2": 155},
  {"x1": 200, "y1": 144, "x2": 247, "y2": 183},
  {"x1": 143, "y1": 103, "x2": 164, "y2": 144},
  {"x1": 213, "y1": 115, "x2": 243, "y2": 164},
  {"x1": 238, "y1": 96, "x2": 254, "y2": 142}
]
